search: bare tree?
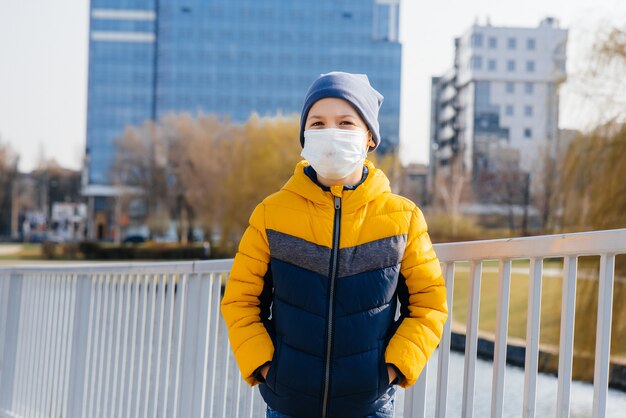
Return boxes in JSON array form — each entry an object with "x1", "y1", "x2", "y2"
[
  {"x1": 530, "y1": 143, "x2": 560, "y2": 232},
  {"x1": 165, "y1": 113, "x2": 228, "y2": 246},
  {"x1": 476, "y1": 167, "x2": 527, "y2": 232},
  {"x1": 555, "y1": 25, "x2": 626, "y2": 231},
  {"x1": 112, "y1": 121, "x2": 172, "y2": 239},
  {"x1": 112, "y1": 112, "x2": 301, "y2": 252},
  {"x1": 434, "y1": 156, "x2": 470, "y2": 237},
  {"x1": 562, "y1": 24, "x2": 626, "y2": 130},
  {"x1": 0, "y1": 137, "x2": 20, "y2": 236}
]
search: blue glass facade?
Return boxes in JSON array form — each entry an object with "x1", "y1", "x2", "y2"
[{"x1": 86, "y1": 0, "x2": 402, "y2": 185}]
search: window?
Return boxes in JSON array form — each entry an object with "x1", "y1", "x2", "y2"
[
  {"x1": 471, "y1": 33, "x2": 483, "y2": 47},
  {"x1": 506, "y1": 82, "x2": 515, "y2": 93},
  {"x1": 488, "y1": 59, "x2": 496, "y2": 71},
  {"x1": 507, "y1": 37, "x2": 517, "y2": 49},
  {"x1": 527, "y1": 38, "x2": 536, "y2": 50},
  {"x1": 524, "y1": 128, "x2": 532, "y2": 138},
  {"x1": 507, "y1": 60, "x2": 516, "y2": 72},
  {"x1": 471, "y1": 55, "x2": 483, "y2": 70},
  {"x1": 524, "y1": 105, "x2": 533, "y2": 116},
  {"x1": 488, "y1": 36, "x2": 497, "y2": 49},
  {"x1": 526, "y1": 60, "x2": 535, "y2": 72},
  {"x1": 505, "y1": 105, "x2": 514, "y2": 116},
  {"x1": 525, "y1": 82, "x2": 534, "y2": 94}
]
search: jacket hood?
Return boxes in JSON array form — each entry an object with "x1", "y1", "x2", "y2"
[{"x1": 281, "y1": 159, "x2": 391, "y2": 213}]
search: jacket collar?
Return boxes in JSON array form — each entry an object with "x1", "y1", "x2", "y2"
[
  {"x1": 281, "y1": 159, "x2": 391, "y2": 213},
  {"x1": 303, "y1": 164, "x2": 369, "y2": 192}
]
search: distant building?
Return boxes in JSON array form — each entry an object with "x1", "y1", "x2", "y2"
[
  {"x1": 83, "y1": 0, "x2": 402, "y2": 240},
  {"x1": 430, "y1": 17, "x2": 568, "y2": 208},
  {"x1": 400, "y1": 163, "x2": 429, "y2": 207},
  {"x1": 5, "y1": 166, "x2": 85, "y2": 242}
]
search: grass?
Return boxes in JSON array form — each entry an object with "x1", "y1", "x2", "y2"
[{"x1": 449, "y1": 256, "x2": 626, "y2": 367}]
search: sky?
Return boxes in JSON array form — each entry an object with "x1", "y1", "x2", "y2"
[{"x1": 0, "y1": 0, "x2": 625, "y2": 173}]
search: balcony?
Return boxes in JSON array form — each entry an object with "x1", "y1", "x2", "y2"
[
  {"x1": 0, "y1": 229, "x2": 625, "y2": 417},
  {"x1": 440, "y1": 85, "x2": 457, "y2": 103},
  {"x1": 439, "y1": 125, "x2": 457, "y2": 143},
  {"x1": 439, "y1": 105, "x2": 457, "y2": 123}
]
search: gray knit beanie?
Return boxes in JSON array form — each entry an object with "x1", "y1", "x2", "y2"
[{"x1": 299, "y1": 71, "x2": 384, "y2": 151}]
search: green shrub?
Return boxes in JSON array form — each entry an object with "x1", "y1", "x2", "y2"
[
  {"x1": 77, "y1": 241, "x2": 216, "y2": 260},
  {"x1": 41, "y1": 241, "x2": 57, "y2": 259},
  {"x1": 78, "y1": 241, "x2": 101, "y2": 259}
]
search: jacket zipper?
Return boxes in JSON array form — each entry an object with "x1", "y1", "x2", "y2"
[{"x1": 322, "y1": 195, "x2": 341, "y2": 418}]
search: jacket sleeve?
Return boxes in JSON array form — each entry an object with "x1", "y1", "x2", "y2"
[
  {"x1": 220, "y1": 202, "x2": 274, "y2": 386},
  {"x1": 384, "y1": 206, "x2": 448, "y2": 388}
]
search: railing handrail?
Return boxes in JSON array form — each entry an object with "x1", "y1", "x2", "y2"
[
  {"x1": 433, "y1": 228, "x2": 626, "y2": 262},
  {"x1": 2, "y1": 229, "x2": 624, "y2": 274},
  {"x1": 0, "y1": 258, "x2": 234, "y2": 274}
]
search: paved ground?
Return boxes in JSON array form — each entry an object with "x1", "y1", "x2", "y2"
[{"x1": 0, "y1": 245, "x2": 21, "y2": 256}]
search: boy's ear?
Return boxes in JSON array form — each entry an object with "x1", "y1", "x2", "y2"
[{"x1": 367, "y1": 132, "x2": 376, "y2": 148}]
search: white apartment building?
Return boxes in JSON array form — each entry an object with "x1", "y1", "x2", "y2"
[{"x1": 430, "y1": 17, "x2": 568, "y2": 186}]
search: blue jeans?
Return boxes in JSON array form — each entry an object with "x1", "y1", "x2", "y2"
[{"x1": 265, "y1": 395, "x2": 395, "y2": 418}]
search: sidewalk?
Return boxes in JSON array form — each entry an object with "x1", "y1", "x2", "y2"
[{"x1": 0, "y1": 244, "x2": 21, "y2": 256}]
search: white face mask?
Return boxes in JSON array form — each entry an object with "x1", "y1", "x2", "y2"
[{"x1": 301, "y1": 128, "x2": 367, "y2": 180}]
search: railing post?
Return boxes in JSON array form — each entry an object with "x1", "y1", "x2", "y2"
[
  {"x1": 0, "y1": 274, "x2": 9, "y2": 389},
  {"x1": 556, "y1": 256, "x2": 578, "y2": 418},
  {"x1": 435, "y1": 262, "x2": 455, "y2": 418},
  {"x1": 65, "y1": 273, "x2": 93, "y2": 418},
  {"x1": 59, "y1": 275, "x2": 77, "y2": 418},
  {"x1": 205, "y1": 273, "x2": 222, "y2": 417},
  {"x1": 0, "y1": 273, "x2": 23, "y2": 413},
  {"x1": 175, "y1": 273, "x2": 213, "y2": 417},
  {"x1": 462, "y1": 261, "x2": 482, "y2": 418},
  {"x1": 404, "y1": 361, "x2": 429, "y2": 418},
  {"x1": 523, "y1": 257, "x2": 543, "y2": 418},
  {"x1": 491, "y1": 259, "x2": 512, "y2": 418},
  {"x1": 592, "y1": 254, "x2": 615, "y2": 418},
  {"x1": 241, "y1": 377, "x2": 256, "y2": 418},
  {"x1": 161, "y1": 273, "x2": 178, "y2": 417}
]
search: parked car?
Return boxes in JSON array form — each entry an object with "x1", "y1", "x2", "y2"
[{"x1": 122, "y1": 235, "x2": 146, "y2": 244}]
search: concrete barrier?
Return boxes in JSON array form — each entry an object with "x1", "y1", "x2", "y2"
[{"x1": 449, "y1": 331, "x2": 626, "y2": 391}]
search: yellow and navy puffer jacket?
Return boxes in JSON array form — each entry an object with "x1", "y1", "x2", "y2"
[{"x1": 221, "y1": 159, "x2": 448, "y2": 418}]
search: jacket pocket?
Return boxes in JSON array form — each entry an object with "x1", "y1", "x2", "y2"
[
  {"x1": 265, "y1": 337, "x2": 282, "y2": 392},
  {"x1": 377, "y1": 341, "x2": 391, "y2": 395}
]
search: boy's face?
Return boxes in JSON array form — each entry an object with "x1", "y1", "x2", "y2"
[{"x1": 304, "y1": 98, "x2": 375, "y2": 150}]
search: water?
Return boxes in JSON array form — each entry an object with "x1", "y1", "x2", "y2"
[{"x1": 392, "y1": 350, "x2": 626, "y2": 418}]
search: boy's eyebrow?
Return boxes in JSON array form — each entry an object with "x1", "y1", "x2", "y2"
[{"x1": 308, "y1": 114, "x2": 357, "y2": 119}]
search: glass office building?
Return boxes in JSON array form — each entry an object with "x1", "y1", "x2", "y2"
[
  {"x1": 86, "y1": 0, "x2": 401, "y2": 185},
  {"x1": 84, "y1": 0, "x2": 402, "y2": 239}
]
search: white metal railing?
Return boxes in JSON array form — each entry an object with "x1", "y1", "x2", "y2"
[
  {"x1": 0, "y1": 228, "x2": 624, "y2": 418},
  {"x1": 430, "y1": 228, "x2": 625, "y2": 418}
]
